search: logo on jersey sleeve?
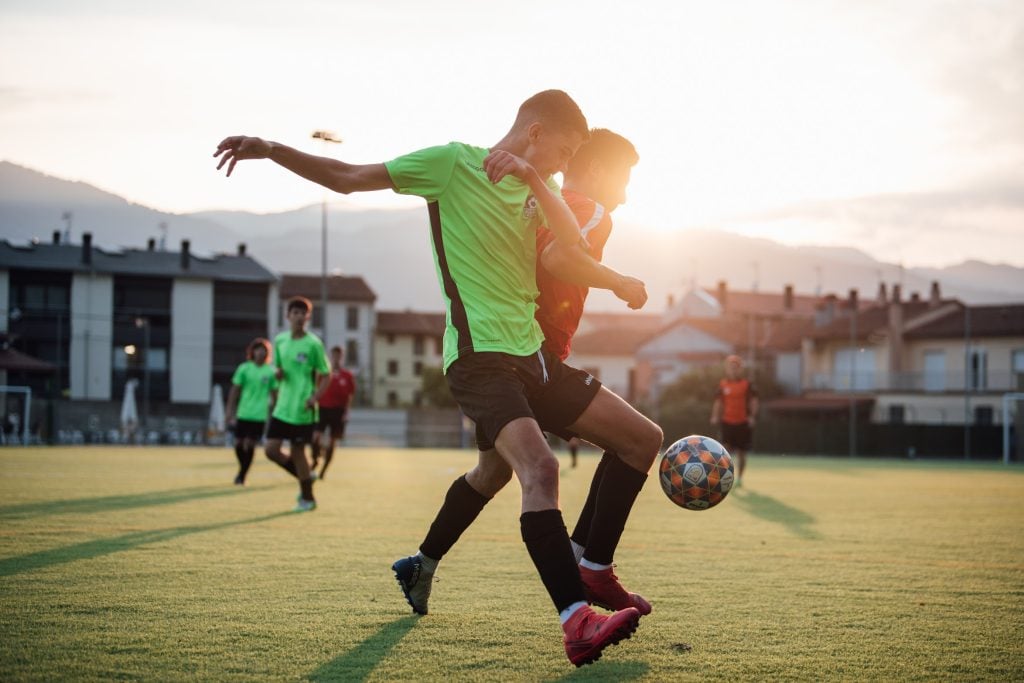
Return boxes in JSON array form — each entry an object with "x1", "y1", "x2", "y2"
[{"x1": 522, "y1": 195, "x2": 538, "y2": 220}]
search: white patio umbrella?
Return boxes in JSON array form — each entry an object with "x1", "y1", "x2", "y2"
[
  {"x1": 120, "y1": 379, "x2": 139, "y2": 439},
  {"x1": 208, "y1": 384, "x2": 226, "y2": 435}
]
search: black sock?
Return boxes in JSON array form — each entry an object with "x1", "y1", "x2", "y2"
[
  {"x1": 521, "y1": 509, "x2": 587, "y2": 614},
  {"x1": 570, "y1": 451, "x2": 614, "y2": 548},
  {"x1": 300, "y1": 478, "x2": 314, "y2": 501},
  {"x1": 238, "y1": 445, "x2": 255, "y2": 479},
  {"x1": 234, "y1": 443, "x2": 247, "y2": 471},
  {"x1": 311, "y1": 440, "x2": 321, "y2": 463},
  {"x1": 419, "y1": 475, "x2": 491, "y2": 560},
  {"x1": 583, "y1": 454, "x2": 647, "y2": 566}
]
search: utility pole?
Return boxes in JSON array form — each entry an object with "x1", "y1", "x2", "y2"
[{"x1": 312, "y1": 130, "x2": 343, "y2": 341}]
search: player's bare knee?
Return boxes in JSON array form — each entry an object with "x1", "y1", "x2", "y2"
[{"x1": 520, "y1": 455, "x2": 559, "y2": 495}]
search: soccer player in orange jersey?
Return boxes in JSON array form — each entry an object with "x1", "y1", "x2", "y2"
[
  {"x1": 710, "y1": 355, "x2": 760, "y2": 487},
  {"x1": 394, "y1": 129, "x2": 663, "y2": 623}
]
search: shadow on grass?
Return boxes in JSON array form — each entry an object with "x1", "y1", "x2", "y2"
[
  {"x1": 731, "y1": 489, "x2": 821, "y2": 540},
  {"x1": 550, "y1": 660, "x2": 650, "y2": 681},
  {"x1": 0, "y1": 484, "x2": 275, "y2": 521},
  {"x1": 0, "y1": 511, "x2": 292, "y2": 578},
  {"x1": 308, "y1": 615, "x2": 419, "y2": 682}
]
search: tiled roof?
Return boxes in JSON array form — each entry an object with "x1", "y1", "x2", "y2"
[
  {"x1": 0, "y1": 240, "x2": 277, "y2": 282},
  {"x1": 904, "y1": 305, "x2": 1024, "y2": 339},
  {"x1": 279, "y1": 273, "x2": 376, "y2": 303},
  {"x1": 703, "y1": 287, "x2": 821, "y2": 317},
  {"x1": 572, "y1": 326, "x2": 660, "y2": 355},
  {"x1": 376, "y1": 310, "x2": 445, "y2": 335}
]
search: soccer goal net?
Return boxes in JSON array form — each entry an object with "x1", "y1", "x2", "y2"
[
  {"x1": 1003, "y1": 393, "x2": 1024, "y2": 465},
  {"x1": 0, "y1": 385, "x2": 32, "y2": 445}
]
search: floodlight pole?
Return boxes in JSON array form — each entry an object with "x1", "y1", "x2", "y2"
[{"x1": 312, "y1": 130, "x2": 343, "y2": 342}]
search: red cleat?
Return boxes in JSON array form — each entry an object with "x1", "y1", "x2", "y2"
[
  {"x1": 580, "y1": 566, "x2": 652, "y2": 615},
  {"x1": 562, "y1": 605, "x2": 640, "y2": 667}
]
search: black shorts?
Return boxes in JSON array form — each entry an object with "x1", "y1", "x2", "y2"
[
  {"x1": 447, "y1": 347, "x2": 601, "y2": 452},
  {"x1": 266, "y1": 417, "x2": 314, "y2": 444},
  {"x1": 233, "y1": 419, "x2": 266, "y2": 441},
  {"x1": 720, "y1": 422, "x2": 753, "y2": 451},
  {"x1": 316, "y1": 407, "x2": 348, "y2": 439}
]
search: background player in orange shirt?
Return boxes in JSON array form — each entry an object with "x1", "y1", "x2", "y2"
[{"x1": 710, "y1": 354, "x2": 759, "y2": 487}]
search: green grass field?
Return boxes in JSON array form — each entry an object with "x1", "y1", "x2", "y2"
[{"x1": 1, "y1": 446, "x2": 1022, "y2": 681}]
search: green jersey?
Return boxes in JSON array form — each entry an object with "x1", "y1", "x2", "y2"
[
  {"x1": 385, "y1": 142, "x2": 557, "y2": 371},
  {"x1": 272, "y1": 330, "x2": 329, "y2": 425},
  {"x1": 231, "y1": 360, "x2": 277, "y2": 422}
]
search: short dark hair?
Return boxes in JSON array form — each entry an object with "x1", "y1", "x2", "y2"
[
  {"x1": 567, "y1": 128, "x2": 639, "y2": 176},
  {"x1": 246, "y1": 337, "x2": 272, "y2": 361},
  {"x1": 514, "y1": 90, "x2": 589, "y2": 139},
  {"x1": 286, "y1": 296, "x2": 312, "y2": 314},
  {"x1": 329, "y1": 345, "x2": 343, "y2": 355}
]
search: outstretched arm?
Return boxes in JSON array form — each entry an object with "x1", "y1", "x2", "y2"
[
  {"x1": 214, "y1": 136, "x2": 394, "y2": 194},
  {"x1": 540, "y1": 242, "x2": 648, "y2": 310}
]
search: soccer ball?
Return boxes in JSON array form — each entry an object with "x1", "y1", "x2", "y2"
[{"x1": 659, "y1": 435, "x2": 734, "y2": 510}]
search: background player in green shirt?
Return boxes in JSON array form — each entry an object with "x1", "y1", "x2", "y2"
[
  {"x1": 214, "y1": 91, "x2": 642, "y2": 667},
  {"x1": 266, "y1": 297, "x2": 330, "y2": 512},
  {"x1": 225, "y1": 337, "x2": 277, "y2": 485}
]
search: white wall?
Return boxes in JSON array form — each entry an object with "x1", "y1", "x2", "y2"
[
  {"x1": 566, "y1": 352, "x2": 634, "y2": 399},
  {"x1": 171, "y1": 279, "x2": 213, "y2": 403},
  {"x1": 70, "y1": 272, "x2": 113, "y2": 399}
]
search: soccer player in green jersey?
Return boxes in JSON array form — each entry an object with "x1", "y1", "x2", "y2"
[
  {"x1": 225, "y1": 337, "x2": 276, "y2": 485},
  {"x1": 266, "y1": 296, "x2": 330, "y2": 512},
  {"x1": 214, "y1": 91, "x2": 643, "y2": 666}
]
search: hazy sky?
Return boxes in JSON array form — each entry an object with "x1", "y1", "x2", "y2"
[{"x1": 1, "y1": 0, "x2": 1022, "y2": 267}]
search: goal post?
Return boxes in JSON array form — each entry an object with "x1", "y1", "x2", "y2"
[
  {"x1": 1003, "y1": 393, "x2": 1024, "y2": 465},
  {"x1": 0, "y1": 385, "x2": 32, "y2": 445}
]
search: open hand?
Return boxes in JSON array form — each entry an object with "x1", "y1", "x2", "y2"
[{"x1": 214, "y1": 136, "x2": 272, "y2": 177}]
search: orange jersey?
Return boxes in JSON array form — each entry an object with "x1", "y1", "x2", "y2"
[
  {"x1": 717, "y1": 378, "x2": 757, "y2": 424},
  {"x1": 535, "y1": 190, "x2": 613, "y2": 360}
]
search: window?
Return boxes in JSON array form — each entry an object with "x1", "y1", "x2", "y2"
[
  {"x1": 346, "y1": 306, "x2": 359, "y2": 331},
  {"x1": 413, "y1": 361, "x2": 423, "y2": 376},
  {"x1": 923, "y1": 351, "x2": 946, "y2": 392},
  {"x1": 974, "y1": 405, "x2": 993, "y2": 425},
  {"x1": 346, "y1": 339, "x2": 359, "y2": 366},
  {"x1": 413, "y1": 335, "x2": 424, "y2": 356},
  {"x1": 387, "y1": 391, "x2": 398, "y2": 408},
  {"x1": 413, "y1": 391, "x2": 423, "y2": 407},
  {"x1": 387, "y1": 333, "x2": 396, "y2": 345},
  {"x1": 969, "y1": 349, "x2": 988, "y2": 391},
  {"x1": 1013, "y1": 350, "x2": 1024, "y2": 390},
  {"x1": 888, "y1": 405, "x2": 905, "y2": 424},
  {"x1": 388, "y1": 360, "x2": 399, "y2": 376}
]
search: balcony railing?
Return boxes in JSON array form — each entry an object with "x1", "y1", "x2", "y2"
[{"x1": 807, "y1": 371, "x2": 1024, "y2": 393}]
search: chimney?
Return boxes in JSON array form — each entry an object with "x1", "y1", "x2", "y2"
[
  {"x1": 910, "y1": 292, "x2": 921, "y2": 303},
  {"x1": 891, "y1": 284, "x2": 902, "y2": 303},
  {"x1": 848, "y1": 288, "x2": 858, "y2": 311},
  {"x1": 82, "y1": 232, "x2": 93, "y2": 265},
  {"x1": 929, "y1": 280, "x2": 941, "y2": 308},
  {"x1": 238, "y1": 243, "x2": 247, "y2": 257},
  {"x1": 52, "y1": 230, "x2": 61, "y2": 245},
  {"x1": 716, "y1": 280, "x2": 727, "y2": 310},
  {"x1": 783, "y1": 284, "x2": 794, "y2": 311},
  {"x1": 147, "y1": 238, "x2": 156, "y2": 251},
  {"x1": 667, "y1": 294, "x2": 675, "y2": 309},
  {"x1": 180, "y1": 240, "x2": 190, "y2": 270},
  {"x1": 877, "y1": 282, "x2": 888, "y2": 304}
]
